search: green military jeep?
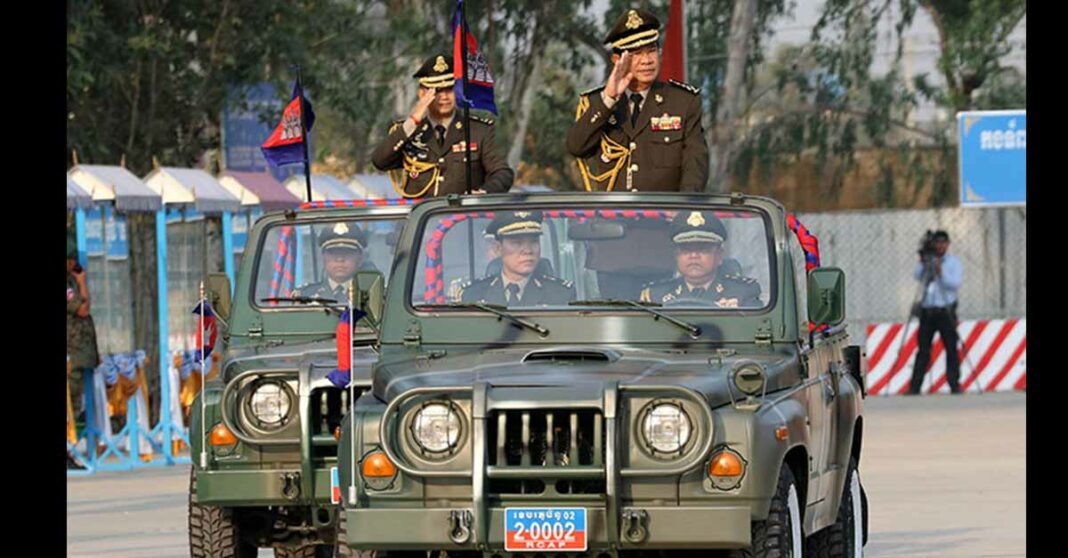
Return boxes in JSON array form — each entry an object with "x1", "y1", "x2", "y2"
[
  {"x1": 335, "y1": 192, "x2": 868, "y2": 558},
  {"x1": 189, "y1": 200, "x2": 414, "y2": 557}
]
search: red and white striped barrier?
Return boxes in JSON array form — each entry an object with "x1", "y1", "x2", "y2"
[{"x1": 865, "y1": 319, "x2": 1026, "y2": 395}]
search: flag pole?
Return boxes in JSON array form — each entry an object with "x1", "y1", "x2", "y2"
[
  {"x1": 198, "y1": 281, "x2": 207, "y2": 469},
  {"x1": 295, "y1": 65, "x2": 314, "y2": 203},
  {"x1": 460, "y1": 0, "x2": 473, "y2": 195},
  {"x1": 347, "y1": 283, "x2": 358, "y2": 505}
]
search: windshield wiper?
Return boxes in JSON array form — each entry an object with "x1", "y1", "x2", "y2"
[
  {"x1": 260, "y1": 296, "x2": 338, "y2": 305},
  {"x1": 569, "y1": 299, "x2": 702, "y2": 337},
  {"x1": 419, "y1": 303, "x2": 550, "y2": 337}
]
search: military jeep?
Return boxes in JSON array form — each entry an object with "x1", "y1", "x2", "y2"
[
  {"x1": 336, "y1": 192, "x2": 868, "y2": 558},
  {"x1": 189, "y1": 200, "x2": 414, "y2": 558}
]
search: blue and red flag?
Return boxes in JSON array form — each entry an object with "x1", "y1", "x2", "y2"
[
  {"x1": 452, "y1": 0, "x2": 497, "y2": 115},
  {"x1": 327, "y1": 307, "x2": 367, "y2": 388},
  {"x1": 192, "y1": 299, "x2": 217, "y2": 363},
  {"x1": 261, "y1": 80, "x2": 316, "y2": 167}
]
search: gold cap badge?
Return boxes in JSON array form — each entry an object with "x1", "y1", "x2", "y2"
[
  {"x1": 687, "y1": 211, "x2": 705, "y2": 227},
  {"x1": 333, "y1": 222, "x2": 350, "y2": 234},
  {"x1": 433, "y1": 56, "x2": 448, "y2": 73},
  {"x1": 515, "y1": 211, "x2": 531, "y2": 218},
  {"x1": 626, "y1": 10, "x2": 643, "y2": 29}
]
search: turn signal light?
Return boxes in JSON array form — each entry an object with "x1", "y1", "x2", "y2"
[
  {"x1": 362, "y1": 451, "x2": 397, "y2": 478},
  {"x1": 334, "y1": 426, "x2": 342, "y2": 441},
  {"x1": 210, "y1": 424, "x2": 238, "y2": 446},
  {"x1": 709, "y1": 451, "x2": 744, "y2": 477}
]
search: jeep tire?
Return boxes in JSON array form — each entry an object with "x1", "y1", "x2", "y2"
[
  {"x1": 189, "y1": 467, "x2": 258, "y2": 558},
  {"x1": 275, "y1": 544, "x2": 336, "y2": 558},
  {"x1": 806, "y1": 457, "x2": 865, "y2": 557},
  {"x1": 333, "y1": 509, "x2": 376, "y2": 558},
  {"x1": 728, "y1": 464, "x2": 803, "y2": 558}
]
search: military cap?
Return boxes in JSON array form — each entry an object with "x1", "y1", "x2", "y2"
[
  {"x1": 318, "y1": 222, "x2": 368, "y2": 252},
  {"x1": 413, "y1": 53, "x2": 455, "y2": 90},
  {"x1": 486, "y1": 211, "x2": 544, "y2": 239},
  {"x1": 670, "y1": 211, "x2": 728, "y2": 244},
  {"x1": 604, "y1": 8, "x2": 660, "y2": 52}
]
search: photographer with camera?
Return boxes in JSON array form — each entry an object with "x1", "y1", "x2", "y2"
[{"x1": 909, "y1": 230, "x2": 964, "y2": 395}]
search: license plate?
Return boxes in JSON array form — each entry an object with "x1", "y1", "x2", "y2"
[{"x1": 505, "y1": 507, "x2": 587, "y2": 552}]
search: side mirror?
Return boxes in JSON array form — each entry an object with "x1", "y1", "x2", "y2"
[
  {"x1": 353, "y1": 270, "x2": 385, "y2": 325},
  {"x1": 807, "y1": 267, "x2": 845, "y2": 327},
  {"x1": 207, "y1": 272, "x2": 232, "y2": 323}
]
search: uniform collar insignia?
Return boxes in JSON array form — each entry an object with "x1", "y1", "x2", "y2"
[
  {"x1": 715, "y1": 283, "x2": 724, "y2": 293},
  {"x1": 655, "y1": 94, "x2": 663, "y2": 103}
]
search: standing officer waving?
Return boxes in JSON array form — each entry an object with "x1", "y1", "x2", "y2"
[
  {"x1": 372, "y1": 53, "x2": 514, "y2": 197},
  {"x1": 567, "y1": 8, "x2": 709, "y2": 192}
]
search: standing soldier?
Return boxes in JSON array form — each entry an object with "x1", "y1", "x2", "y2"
[
  {"x1": 567, "y1": 8, "x2": 709, "y2": 192},
  {"x1": 372, "y1": 53, "x2": 514, "y2": 198}
]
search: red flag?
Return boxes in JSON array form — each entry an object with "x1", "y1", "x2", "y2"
[
  {"x1": 260, "y1": 81, "x2": 316, "y2": 167},
  {"x1": 661, "y1": 0, "x2": 687, "y2": 82}
]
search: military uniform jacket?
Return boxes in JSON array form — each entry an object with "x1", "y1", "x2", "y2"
[
  {"x1": 567, "y1": 80, "x2": 709, "y2": 192},
  {"x1": 371, "y1": 115, "x2": 514, "y2": 197},
  {"x1": 639, "y1": 271, "x2": 762, "y2": 308},
  {"x1": 67, "y1": 274, "x2": 100, "y2": 369},
  {"x1": 292, "y1": 263, "x2": 381, "y2": 301},
  {"x1": 459, "y1": 274, "x2": 576, "y2": 306}
]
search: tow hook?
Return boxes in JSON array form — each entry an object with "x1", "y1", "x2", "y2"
[
  {"x1": 281, "y1": 472, "x2": 301, "y2": 500},
  {"x1": 622, "y1": 509, "x2": 649, "y2": 543},
  {"x1": 447, "y1": 510, "x2": 473, "y2": 544}
]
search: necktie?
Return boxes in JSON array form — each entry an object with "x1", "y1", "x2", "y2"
[
  {"x1": 690, "y1": 287, "x2": 706, "y2": 298},
  {"x1": 435, "y1": 124, "x2": 446, "y2": 147},
  {"x1": 506, "y1": 283, "x2": 521, "y2": 304},
  {"x1": 629, "y1": 93, "x2": 642, "y2": 127}
]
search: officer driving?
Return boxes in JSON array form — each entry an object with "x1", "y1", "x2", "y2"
[{"x1": 292, "y1": 222, "x2": 376, "y2": 301}]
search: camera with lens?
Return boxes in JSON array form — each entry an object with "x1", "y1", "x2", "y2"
[{"x1": 918, "y1": 230, "x2": 939, "y2": 261}]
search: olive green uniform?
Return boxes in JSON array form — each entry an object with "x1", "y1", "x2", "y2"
[
  {"x1": 639, "y1": 272, "x2": 762, "y2": 307},
  {"x1": 371, "y1": 115, "x2": 514, "y2": 197},
  {"x1": 567, "y1": 80, "x2": 708, "y2": 192},
  {"x1": 459, "y1": 274, "x2": 575, "y2": 307}
]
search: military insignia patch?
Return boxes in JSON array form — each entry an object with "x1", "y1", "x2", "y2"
[
  {"x1": 715, "y1": 283, "x2": 724, "y2": 293},
  {"x1": 334, "y1": 223, "x2": 350, "y2": 234},
  {"x1": 456, "y1": 121, "x2": 463, "y2": 129},
  {"x1": 716, "y1": 298, "x2": 739, "y2": 308},
  {"x1": 655, "y1": 94, "x2": 663, "y2": 104},
  {"x1": 651, "y1": 114, "x2": 682, "y2": 131},
  {"x1": 433, "y1": 56, "x2": 448, "y2": 73},
  {"x1": 515, "y1": 211, "x2": 531, "y2": 218},
  {"x1": 687, "y1": 211, "x2": 705, "y2": 227},
  {"x1": 626, "y1": 10, "x2": 643, "y2": 29},
  {"x1": 451, "y1": 142, "x2": 479, "y2": 153}
]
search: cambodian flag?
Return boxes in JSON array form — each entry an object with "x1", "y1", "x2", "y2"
[
  {"x1": 192, "y1": 299, "x2": 217, "y2": 363},
  {"x1": 452, "y1": 0, "x2": 497, "y2": 115},
  {"x1": 327, "y1": 308, "x2": 367, "y2": 388},
  {"x1": 260, "y1": 80, "x2": 316, "y2": 167}
]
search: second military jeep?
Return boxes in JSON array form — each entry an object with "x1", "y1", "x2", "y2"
[
  {"x1": 189, "y1": 200, "x2": 413, "y2": 558},
  {"x1": 336, "y1": 192, "x2": 868, "y2": 558}
]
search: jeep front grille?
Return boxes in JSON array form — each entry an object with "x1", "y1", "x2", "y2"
[
  {"x1": 310, "y1": 387, "x2": 361, "y2": 459},
  {"x1": 486, "y1": 409, "x2": 606, "y2": 494}
]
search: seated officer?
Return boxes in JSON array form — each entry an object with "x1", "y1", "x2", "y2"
[
  {"x1": 459, "y1": 211, "x2": 575, "y2": 306},
  {"x1": 639, "y1": 211, "x2": 761, "y2": 307},
  {"x1": 293, "y1": 223, "x2": 376, "y2": 301}
]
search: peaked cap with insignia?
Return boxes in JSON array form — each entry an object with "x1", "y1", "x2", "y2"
[
  {"x1": 670, "y1": 211, "x2": 728, "y2": 245},
  {"x1": 413, "y1": 53, "x2": 455, "y2": 90},
  {"x1": 605, "y1": 8, "x2": 661, "y2": 52},
  {"x1": 318, "y1": 222, "x2": 368, "y2": 252},
  {"x1": 486, "y1": 210, "x2": 544, "y2": 239}
]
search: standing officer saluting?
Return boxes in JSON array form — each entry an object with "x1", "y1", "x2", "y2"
[
  {"x1": 567, "y1": 8, "x2": 709, "y2": 192},
  {"x1": 372, "y1": 53, "x2": 514, "y2": 198}
]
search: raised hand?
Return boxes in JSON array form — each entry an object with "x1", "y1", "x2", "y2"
[
  {"x1": 409, "y1": 87, "x2": 436, "y2": 122},
  {"x1": 605, "y1": 51, "x2": 633, "y2": 100}
]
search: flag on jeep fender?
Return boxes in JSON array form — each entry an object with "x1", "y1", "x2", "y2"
[
  {"x1": 327, "y1": 307, "x2": 366, "y2": 388},
  {"x1": 260, "y1": 80, "x2": 316, "y2": 167},
  {"x1": 192, "y1": 299, "x2": 217, "y2": 363}
]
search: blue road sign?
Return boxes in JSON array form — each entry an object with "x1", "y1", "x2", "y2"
[{"x1": 958, "y1": 110, "x2": 1026, "y2": 207}]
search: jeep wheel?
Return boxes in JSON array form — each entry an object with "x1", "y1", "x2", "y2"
[
  {"x1": 806, "y1": 457, "x2": 865, "y2": 558},
  {"x1": 333, "y1": 508, "x2": 376, "y2": 558},
  {"x1": 189, "y1": 467, "x2": 258, "y2": 558},
  {"x1": 727, "y1": 464, "x2": 803, "y2": 558}
]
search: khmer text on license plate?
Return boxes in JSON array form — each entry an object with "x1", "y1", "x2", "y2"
[{"x1": 505, "y1": 508, "x2": 587, "y2": 551}]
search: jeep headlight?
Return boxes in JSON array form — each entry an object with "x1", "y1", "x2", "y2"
[
  {"x1": 411, "y1": 402, "x2": 462, "y2": 454},
  {"x1": 641, "y1": 403, "x2": 692, "y2": 454},
  {"x1": 249, "y1": 381, "x2": 292, "y2": 427}
]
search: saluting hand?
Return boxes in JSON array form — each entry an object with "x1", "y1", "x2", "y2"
[
  {"x1": 605, "y1": 52, "x2": 633, "y2": 100},
  {"x1": 409, "y1": 87, "x2": 436, "y2": 123}
]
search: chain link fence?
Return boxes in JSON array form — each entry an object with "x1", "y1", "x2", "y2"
[{"x1": 794, "y1": 206, "x2": 1026, "y2": 345}]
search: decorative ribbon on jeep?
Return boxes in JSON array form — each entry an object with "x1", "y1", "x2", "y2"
[
  {"x1": 269, "y1": 225, "x2": 297, "y2": 301},
  {"x1": 298, "y1": 198, "x2": 421, "y2": 210},
  {"x1": 786, "y1": 213, "x2": 820, "y2": 270}
]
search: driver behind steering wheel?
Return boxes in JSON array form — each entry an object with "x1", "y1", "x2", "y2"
[{"x1": 639, "y1": 211, "x2": 761, "y2": 308}]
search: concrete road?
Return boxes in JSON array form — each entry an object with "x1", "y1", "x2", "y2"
[{"x1": 67, "y1": 392, "x2": 1026, "y2": 557}]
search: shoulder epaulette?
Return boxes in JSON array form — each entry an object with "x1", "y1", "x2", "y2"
[
  {"x1": 387, "y1": 119, "x2": 404, "y2": 133},
  {"x1": 470, "y1": 114, "x2": 495, "y2": 126},
  {"x1": 581, "y1": 85, "x2": 606, "y2": 97},
  {"x1": 539, "y1": 275, "x2": 574, "y2": 289},
  {"x1": 668, "y1": 80, "x2": 701, "y2": 96}
]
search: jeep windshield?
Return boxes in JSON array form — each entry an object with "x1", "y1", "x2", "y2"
[
  {"x1": 253, "y1": 217, "x2": 406, "y2": 309},
  {"x1": 410, "y1": 205, "x2": 774, "y2": 311}
]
